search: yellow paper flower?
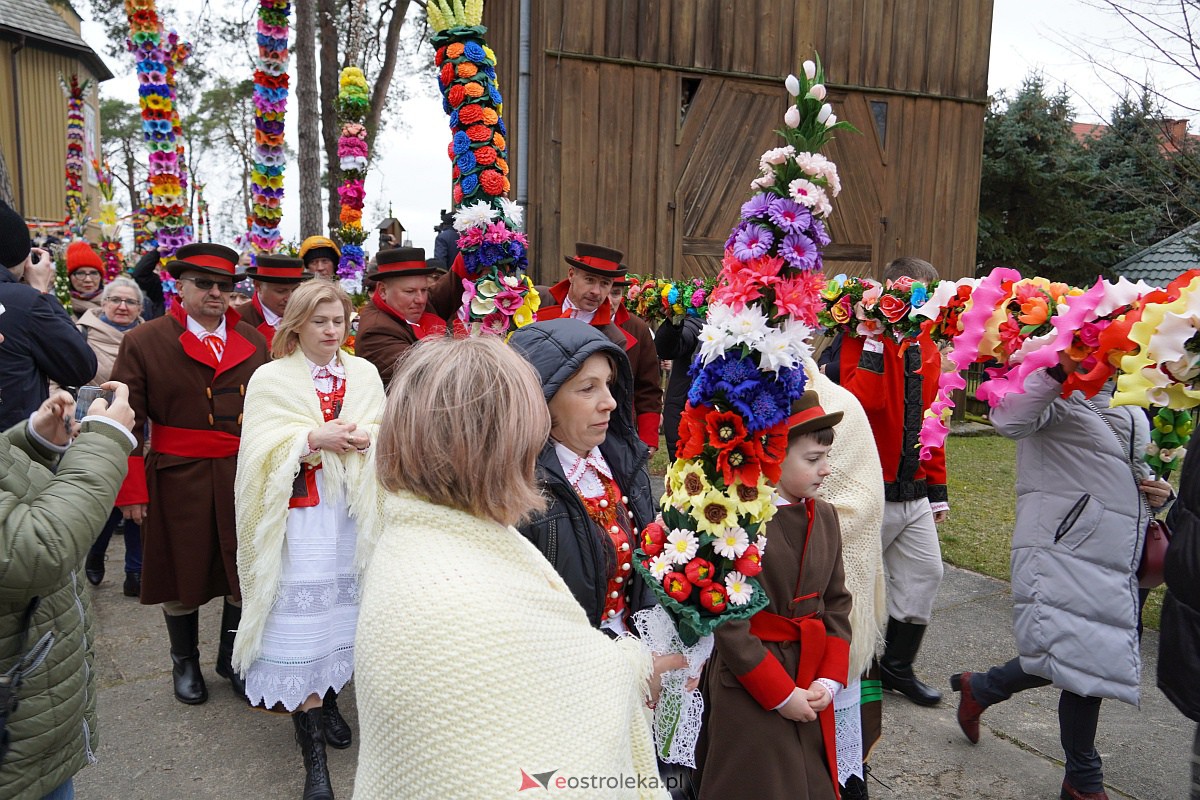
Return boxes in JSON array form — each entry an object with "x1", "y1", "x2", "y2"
[
  {"x1": 692, "y1": 489, "x2": 738, "y2": 536},
  {"x1": 666, "y1": 460, "x2": 710, "y2": 511},
  {"x1": 483, "y1": 45, "x2": 497, "y2": 64},
  {"x1": 730, "y1": 475, "x2": 777, "y2": 524}
]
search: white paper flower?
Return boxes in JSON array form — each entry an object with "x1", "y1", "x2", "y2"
[
  {"x1": 665, "y1": 528, "x2": 699, "y2": 565},
  {"x1": 912, "y1": 277, "x2": 980, "y2": 321},
  {"x1": 1092, "y1": 276, "x2": 1154, "y2": 317},
  {"x1": 803, "y1": 60, "x2": 816, "y2": 80},
  {"x1": 789, "y1": 178, "x2": 821, "y2": 207},
  {"x1": 816, "y1": 103, "x2": 832, "y2": 124},
  {"x1": 697, "y1": 321, "x2": 736, "y2": 365},
  {"x1": 498, "y1": 196, "x2": 524, "y2": 229},
  {"x1": 648, "y1": 553, "x2": 674, "y2": 579},
  {"x1": 453, "y1": 201, "x2": 496, "y2": 232},
  {"x1": 807, "y1": 83, "x2": 827, "y2": 101},
  {"x1": 750, "y1": 174, "x2": 776, "y2": 191},
  {"x1": 725, "y1": 305, "x2": 771, "y2": 349},
  {"x1": 725, "y1": 571, "x2": 753, "y2": 606},
  {"x1": 824, "y1": 112, "x2": 838, "y2": 128},
  {"x1": 756, "y1": 533, "x2": 768, "y2": 555},
  {"x1": 759, "y1": 145, "x2": 795, "y2": 171},
  {"x1": 784, "y1": 74, "x2": 800, "y2": 97},
  {"x1": 784, "y1": 105, "x2": 801, "y2": 128},
  {"x1": 757, "y1": 327, "x2": 801, "y2": 372},
  {"x1": 712, "y1": 526, "x2": 750, "y2": 559}
]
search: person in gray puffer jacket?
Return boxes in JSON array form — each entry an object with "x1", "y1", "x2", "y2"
[
  {"x1": 948, "y1": 356, "x2": 1172, "y2": 800},
  {"x1": 509, "y1": 318, "x2": 657, "y2": 632}
]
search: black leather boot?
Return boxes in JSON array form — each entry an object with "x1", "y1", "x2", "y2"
[
  {"x1": 841, "y1": 774, "x2": 870, "y2": 800},
  {"x1": 880, "y1": 617, "x2": 942, "y2": 706},
  {"x1": 163, "y1": 610, "x2": 208, "y2": 705},
  {"x1": 293, "y1": 707, "x2": 335, "y2": 800},
  {"x1": 123, "y1": 571, "x2": 141, "y2": 598},
  {"x1": 85, "y1": 550, "x2": 105, "y2": 586},
  {"x1": 214, "y1": 600, "x2": 247, "y2": 700},
  {"x1": 322, "y1": 689, "x2": 352, "y2": 749}
]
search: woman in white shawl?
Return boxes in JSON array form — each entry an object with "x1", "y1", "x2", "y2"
[
  {"x1": 355, "y1": 335, "x2": 680, "y2": 800},
  {"x1": 234, "y1": 280, "x2": 385, "y2": 800}
]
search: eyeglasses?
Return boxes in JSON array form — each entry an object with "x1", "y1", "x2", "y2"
[
  {"x1": 105, "y1": 297, "x2": 142, "y2": 307},
  {"x1": 72, "y1": 269, "x2": 101, "y2": 279},
  {"x1": 179, "y1": 277, "x2": 235, "y2": 293}
]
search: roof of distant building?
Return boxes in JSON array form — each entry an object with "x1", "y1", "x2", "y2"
[
  {"x1": 1071, "y1": 119, "x2": 1200, "y2": 155},
  {"x1": 1111, "y1": 221, "x2": 1200, "y2": 286},
  {"x1": 0, "y1": 0, "x2": 114, "y2": 81}
]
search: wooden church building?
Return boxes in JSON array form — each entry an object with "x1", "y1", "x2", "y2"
[{"x1": 482, "y1": 0, "x2": 994, "y2": 283}]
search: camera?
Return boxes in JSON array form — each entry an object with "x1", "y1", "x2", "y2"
[{"x1": 75, "y1": 386, "x2": 114, "y2": 422}]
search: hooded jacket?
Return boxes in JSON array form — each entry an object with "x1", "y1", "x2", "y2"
[
  {"x1": 510, "y1": 319, "x2": 656, "y2": 626},
  {"x1": 990, "y1": 369, "x2": 1146, "y2": 705}
]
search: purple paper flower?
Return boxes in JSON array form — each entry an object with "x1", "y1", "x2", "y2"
[
  {"x1": 740, "y1": 193, "x2": 772, "y2": 221},
  {"x1": 768, "y1": 198, "x2": 812, "y2": 234},
  {"x1": 732, "y1": 224, "x2": 774, "y2": 262},
  {"x1": 779, "y1": 231, "x2": 818, "y2": 270},
  {"x1": 810, "y1": 218, "x2": 831, "y2": 246}
]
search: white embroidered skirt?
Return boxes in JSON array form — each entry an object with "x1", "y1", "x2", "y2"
[{"x1": 244, "y1": 471, "x2": 360, "y2": 711}]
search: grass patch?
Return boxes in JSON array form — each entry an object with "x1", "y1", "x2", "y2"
[
  {"x1": 941, "y1": 433, "x2": 1164, "y2": 630},
  {"x1": 648, "y1": 434, "x2": 671, "y2": 476}
]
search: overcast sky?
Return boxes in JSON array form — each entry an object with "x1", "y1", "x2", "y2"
[{"x1": 81, "y1": 0, "x2": 1200, "y2": 253}]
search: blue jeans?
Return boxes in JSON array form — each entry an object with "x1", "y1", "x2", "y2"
[
  {"x1": 88, "y1": 508, "x2": 142, "y2": 574},
  {"x1": 40, "y1": 777, "x2": 74, "y2": 800}
]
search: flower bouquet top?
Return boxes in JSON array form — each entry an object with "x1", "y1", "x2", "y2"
[
  {"x1": 817, "y1": 274, "x2": 931, "y2": 341},
  {"x1": 427, "y1": 0, "x2": 535, "y2": 335},
  {"x1": 638, "y1": 56, "x2": 852, "y2": 646},
  {"x1": 625, "y1": 275, "x2": 717, "y2": 325},
  {"x1": 1146, "y1": 407, "x2": 1192, "y2": 479}
]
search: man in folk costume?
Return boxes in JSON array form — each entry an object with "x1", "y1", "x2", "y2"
[
  {"x1": 355, "y1": 247, "x2": 447, "y2": 385},
  {"x1": 112, "y1": 243, "x2": 269, "y2": 705},
  {"x1": 299, "y1": 236, "x2": 340, "y2": 280},
  {"x1": 237, "y1": 254, "x2": 313, "y2": 348},
  {"x1": 535, "y1": 243, "x2": 662, "y2": 451}
]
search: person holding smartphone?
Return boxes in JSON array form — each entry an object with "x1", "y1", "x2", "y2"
[{"x1": 0, "y1": 199, "x2": 97, "y2": 429}]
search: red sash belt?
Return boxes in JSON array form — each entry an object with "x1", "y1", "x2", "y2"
[
  {"x1": 748, "y1": 609, "x2": 841, "y2": 797},
  {"x1": 152, "y1": 423, "x2": 241, "y2": 458}
]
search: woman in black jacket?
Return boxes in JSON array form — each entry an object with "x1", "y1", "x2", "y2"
[
  {"x1": 1161, "y1": 442, "x2": 1200, "y2": 799},
  {"x1": 510, "y1": 318, "x2": 657, "y2": 633}
]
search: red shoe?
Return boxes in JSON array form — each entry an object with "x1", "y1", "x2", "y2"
[
  {"x1": 949, "y1": 672, "x2": 985, "y2": 744},
  {"x1": 1059, "y1": 779, "x2": 1109, "y2": 799}
]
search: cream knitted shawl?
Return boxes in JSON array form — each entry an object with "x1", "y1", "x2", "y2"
[
  {"x1": 806, "y1": 356, "x2": 888, "y2": 677},
  {"x1": 232, "y1": 349, "x2": 386, "y2": 673},
  {"x1": 353, "y1": 492, "x2": 668, "y2": 800}
]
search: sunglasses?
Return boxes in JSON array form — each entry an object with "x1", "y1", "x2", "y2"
[{"x1": 179, "y1": 276, "x2": 235, "y2": 293}]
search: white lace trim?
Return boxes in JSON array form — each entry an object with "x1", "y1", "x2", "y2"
[
  {"x1": 834, "y1": 679, "x2": 864, "y2": 783},
  {"x1": 631, "y1": 605, "x2": 714, "y2": 768}
]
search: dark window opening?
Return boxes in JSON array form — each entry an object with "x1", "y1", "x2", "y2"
[
  {"x1": 870, "y1": 100, "x2": 888, "y2": 148},
  {"x1": 680, "y1": 77, "x2": 702, "y2": 129}
]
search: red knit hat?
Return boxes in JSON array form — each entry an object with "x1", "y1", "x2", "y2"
[{"x1": 66, "y1": 241, "x2": 103, "y2": 274}]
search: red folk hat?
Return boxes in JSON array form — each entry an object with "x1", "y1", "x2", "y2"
[
  {"x1": 246, "y1": 254, "x2": 313, "y2": 284},
  {"x1": 165, "y1": 243, "x2": 245, "y2": 279},
  {"x1": 787, "y1": 390, "x2": 843, "y2": 436},
  {"x1": 365, "y1": 247, "x2": 436, "y2": 280},
  {"x1": 563, "y1": 242, "x2": 625, "y2": 278}
]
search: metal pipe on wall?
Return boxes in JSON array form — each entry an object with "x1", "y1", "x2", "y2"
[
  {"x1": 10, "y1": 35, "x2": 26, "y2": 214},
  {"x1": 516, "y1": 0, "x2": 530, "y2": 215}
]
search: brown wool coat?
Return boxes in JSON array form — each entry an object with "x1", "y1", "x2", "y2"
[
  {"x1": 111, "y1": 309, "x2": 269, "y2": 606},
  {"x1": 697, "y1": 499, "x2": 853, "y2": 800},
  {"x1": 236, "y1": 297, "x2": 276, "y2": 349},
  {"x1": 355, "y1": 299, "x2": 446, "y2": 385}
]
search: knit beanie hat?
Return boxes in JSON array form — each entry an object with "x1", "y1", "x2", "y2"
[
  {"x1": 0, "y1": 199, "x2": 31, "y2": 270},
  {"x1": 66, "y1": 241, "x2": 104, "y2": 274}
]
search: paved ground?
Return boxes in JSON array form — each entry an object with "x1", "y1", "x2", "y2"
[{"x1": 74, "y1": 534, "x2": 1191, "y2": 799}]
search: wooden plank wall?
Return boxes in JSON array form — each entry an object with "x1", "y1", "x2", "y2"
[
  {"x1": 484, "y1": 0, "x2": 993, "y2": 285},
  {"x1": 0, "y1": 43, "x2": 103, "y2": 222}
]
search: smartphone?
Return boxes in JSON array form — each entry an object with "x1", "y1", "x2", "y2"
[{"x1": 75, "y1": 386, "x2": 114, "y2": 422}]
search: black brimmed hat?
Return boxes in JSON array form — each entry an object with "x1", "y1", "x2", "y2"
[
  {"x1": 365, "y1": 247, "x2": 436, "y2": 280},
  {"x1": 247, "y1": 254, "x2": 313, "y2": 284},
  {"x1": 165, "y1": 243, "x2": 244, "y2": 279},
  {"x1": 563, "y1": 242, "x2": 625, "y2": 279}
]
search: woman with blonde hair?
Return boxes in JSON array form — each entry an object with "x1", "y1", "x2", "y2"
[
  {"x1": 355, "y1": 335, "x2": 673, "y2": 800},
  {"x1": 234, "y1": 279, "x2": 386, "y2": 800}
]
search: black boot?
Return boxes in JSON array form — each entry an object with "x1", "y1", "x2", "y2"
[
  {"x1": 880, "y1": 617, "x2": 942, "y2": 706},
  {"x1": 322, "y1": 689, "x2": 352, "y2": 749},
  {"x1": 293, "y1": 707, "x2": 335, "y2": 800},
  {"x1": 841, "y1": 774, "x2": 870, "y2": 800},
  {"x1": 123, "y1": 571, "x2": 141, "y2": 598},
  {"x1": 163, "y1": 611, "x2": 208, "y2": 705},
  {"x1": 214, "y1": 600, "x2": 247, "y2": 700},
  {"x1": 85, "y1": 550, "x2": 105, "y2": 586}
]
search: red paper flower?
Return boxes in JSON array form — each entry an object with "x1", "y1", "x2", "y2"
[
  {"x1": 448, "y1": 85, "x2": 466, "y2": 107},
  {"x1": 466, "y1": 124, "x2": 493, "y2": 142},
  {"x1": 440, "y1": 63, "x2": 454, "y2": 86},
  {"x1": 458, "y1": 104, "x2": 484, "y2": 125},
  {"x1": 715, "y1": 439, "x2": 764, "y2": 487},
  {"x1": 676, "y1": 403, "x2": 711, "y2": 460},
  {"x1": 734, "y1": 544, "x2": 762, "y2": 577},
  {"x1": 699, "y1": 584, "x2": 728, "y2": 613},
  {"x1": 663, "y1": 572, "x2": 693, "y2": 603},
  {"x1": 474, "y1": 146, "x2": 497, "y2": 166},
  {"x1": 755, "y1": 421, "x2": 789, "y2": 483},
  {"x1": 640, "y1": 522, "x2": 667, "y2": 557},
  {"x1": 453, "y1": 184, "x2": 464, "y2": 205},
  {"x1": 434, "y1": 46, "x2": 446, "y2": 66},
  {"x1": 879, "y1": 293, "x2": 910, "y2": 324},
  {"x1": 684, "y1": 557, "x2": 716, "y2": 588},
  {"x1": 705, "y1": 409, "x2": 747, "y2": 452}
]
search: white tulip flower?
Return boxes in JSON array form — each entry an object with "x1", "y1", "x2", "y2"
[
  {"x1": 784, "y1": 105, "x2": 801, "y2": 128},
  {"x1": 785, "y1": 74, "x2": 800, "y2": 97}
]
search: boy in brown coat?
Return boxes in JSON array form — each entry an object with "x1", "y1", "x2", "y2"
[{"x1": 698, "y1": 390, "x2": 854, "y2": 799}]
